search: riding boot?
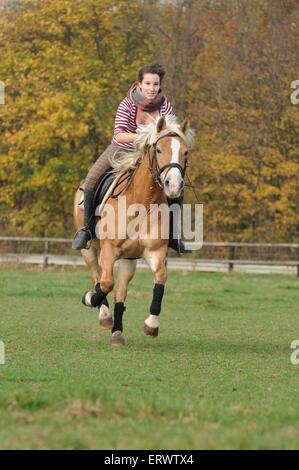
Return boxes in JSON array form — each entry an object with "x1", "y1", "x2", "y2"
[
  {"x1": 168, "y1": 195, "x2": 192, "y2": 255},
  {"x1": 72, "y1": 189, "x2": 95, "y2": 250}
]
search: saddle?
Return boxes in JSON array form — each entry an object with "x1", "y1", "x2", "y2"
[
  {"x1": 93, "y1": 171, "x2": 116, "y2": 210},
  {"x1": 78, "y1": 171, "x2": 116, "y2": 215},
  {"x1": 78, "y1": 168, "x2": 133, "y2": 222}
]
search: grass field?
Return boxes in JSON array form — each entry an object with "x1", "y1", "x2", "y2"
[{"x1": 0, "y1": 267, "x2": 298, "y2": 450}]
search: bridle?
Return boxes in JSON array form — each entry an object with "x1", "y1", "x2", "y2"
[{"x1": 145, "y1": 133, "x2": 188, "y2": 189}]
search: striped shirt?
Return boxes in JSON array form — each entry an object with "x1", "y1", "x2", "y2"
[{"x1": 112, "y1": 96, "x2": 175, "y2": 150}]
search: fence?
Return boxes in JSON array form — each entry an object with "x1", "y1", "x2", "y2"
[{"x1": 0, "y1": 236, "x2": 298, "y2": 276}]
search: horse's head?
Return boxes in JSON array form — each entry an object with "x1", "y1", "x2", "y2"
[
  {"x1": 109, "y1": 115, "x2": 194, "y2": 197},
  {"x1": 146, "y1": 116, "x2": 193, "y2": 199}
]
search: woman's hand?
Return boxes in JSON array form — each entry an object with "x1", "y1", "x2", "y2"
[{"x1": 114, "y1": 132, "x2": 138, "y2": 144}]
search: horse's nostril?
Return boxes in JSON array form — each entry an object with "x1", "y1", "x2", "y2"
[
  {"x1": 180, "y1": 180, "x2": 184, "y2": 189},
  {"x1": 165, "y1": 179, "x2": 169, "y2": 187}
]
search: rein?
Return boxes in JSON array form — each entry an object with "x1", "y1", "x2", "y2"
[{"x1": 146, "y1": 133, "x2": 188, "y2": 189}]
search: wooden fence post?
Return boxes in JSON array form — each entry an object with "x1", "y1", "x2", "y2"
[
  {"x1": 43, "y1": 240, "x2": 49, "y2": 270},
  {"x1": 228, "y1": 245, "x2": 235, "y2": 272}
]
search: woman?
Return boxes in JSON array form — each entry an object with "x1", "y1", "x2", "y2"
[{"x1": 72, "y1": 63, "x2": 188, "y2": 253}]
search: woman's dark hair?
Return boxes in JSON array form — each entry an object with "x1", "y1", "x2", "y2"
[{"x1": 138, "y1": 63, "x2": 166, "y2": 84}]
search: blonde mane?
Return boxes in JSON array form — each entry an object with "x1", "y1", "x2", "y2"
[{"x1": 109, "y1": 115, "x2": 195, "y2": 175}]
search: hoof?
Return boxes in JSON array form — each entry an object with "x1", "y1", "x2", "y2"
[
  {"x1": 111, "y1": 331, "x2": 125, "y2": 346},
  {"x1": 82, "y1": 291, "x2": 94, "y2": 307},
  {"x1": 98, "y1": 304, "x2": 113, "y2": 330},
  {"x1": 99, "y1": 317, "x2": 113, "y2": 329},
  {"x1": 144, "y1": 322, "x2": 159, "y2": 338}
]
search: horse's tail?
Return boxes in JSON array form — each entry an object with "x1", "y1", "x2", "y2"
[{"x1": 73, "y1": 181, "x2": 85, "y2": 231}]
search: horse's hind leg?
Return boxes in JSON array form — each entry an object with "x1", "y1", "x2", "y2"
[{"x1": 111, "y1": 259, "x2": 137, "y2": 346}]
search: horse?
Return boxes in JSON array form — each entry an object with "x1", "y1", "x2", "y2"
[{"x1": 73, "y1": 115, "x2": 194, "y2": 345}]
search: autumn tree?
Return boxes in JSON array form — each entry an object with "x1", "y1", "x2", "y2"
[{"x1": 0, "y1": 0, "x2": 298, "y2": 242}]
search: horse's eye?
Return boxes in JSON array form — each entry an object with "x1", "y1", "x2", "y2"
[
  {"x1": 156, "y1": 147, "x2": 162, "y2": 155},
  {"x1": 184, "y1": 151, "x2": 189, "y2": 158}
]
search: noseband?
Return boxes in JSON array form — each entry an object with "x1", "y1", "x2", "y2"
[{"x1": 146, "y1": 133, "x2": 188, "y2": 189}]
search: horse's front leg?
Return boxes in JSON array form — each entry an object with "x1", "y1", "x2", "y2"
[
  {"x1": 82, "y1": 242, "x2": 116, "y2": 309},
  {"x1": 143, "y1": 249, "x2": 168, "y2": 338},
  {"x1": 80, "y1": 245, "x2": 112, "y2": 328}
]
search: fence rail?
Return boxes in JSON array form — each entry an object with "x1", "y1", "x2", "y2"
[{"x1": 0, "y1": 236, "x2": 298, "y2": 276}]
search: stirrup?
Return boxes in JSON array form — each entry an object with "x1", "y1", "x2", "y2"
[
  {"x1": 72, "y1": 227, "x2": 93, "y2": 250},
  {"x1": 169, "y1": 238, "x2": 191, "y2": 255},
  {"x1": 84, "y1": 232, "x2": 92, "y2": 250}
]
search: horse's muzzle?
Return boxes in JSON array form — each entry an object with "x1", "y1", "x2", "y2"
[{"x1": 163, "y1": 172, "x2": 184, "y2": 199}]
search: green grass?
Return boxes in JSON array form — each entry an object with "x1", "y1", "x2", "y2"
[{"x1": 0, "y1": 267, "x2": 298, "y2": 449}]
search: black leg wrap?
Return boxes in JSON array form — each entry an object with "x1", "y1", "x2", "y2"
[
  {"x1": 102, "y1": 297, "x2": 109, "y2": 308},
  {"x1": 150, "y1": 283, "x2": 165, "y2": 316},
  {"x1": 112, "y1": 302, "x2": 126, "y2": 333},
  {"x1": 91, "y1": 283, "x2": 107, "y2": 307}
]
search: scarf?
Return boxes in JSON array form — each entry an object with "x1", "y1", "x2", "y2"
[{"x1": 127, "y1": 81, "x2": 165, "y2": 112}]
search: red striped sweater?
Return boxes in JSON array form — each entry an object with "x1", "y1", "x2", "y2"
[{"x1": 112, "y1": 95, "x2": 175, "y2": 150}]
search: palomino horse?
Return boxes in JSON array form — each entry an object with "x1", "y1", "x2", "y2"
[{"x1": 73, "y1": 115, "x2": 194, "y2": 345}]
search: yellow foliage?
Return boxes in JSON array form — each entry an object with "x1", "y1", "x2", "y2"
[{"x1": 0, "y1": 0, "x2": 298, "y2": 241}]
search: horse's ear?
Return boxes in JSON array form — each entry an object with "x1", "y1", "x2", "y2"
[
  {"x1": 180, "y1": 118, "x2": 189, "y2": 135},
  {"x1": 157, "y1": 116, "x2": 166, "y2": 133}
]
